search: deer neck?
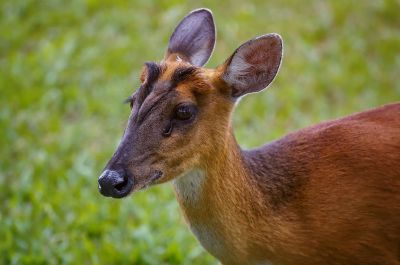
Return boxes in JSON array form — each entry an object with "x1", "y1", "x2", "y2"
[
  {"x1": 173, "y1": 129, "x2": 253, "y2": 212},
  {"x1": 172, "y1": 128, "x2": 275, "y2": 262}
]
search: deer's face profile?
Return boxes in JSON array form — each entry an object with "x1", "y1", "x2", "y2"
[{"x1": 98, "y1": 9, "x2": 282, "y2": 198}]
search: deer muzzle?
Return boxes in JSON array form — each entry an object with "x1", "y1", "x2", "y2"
[{"x1": 98, "y1": 169, "x2": 134, "y2": 198}]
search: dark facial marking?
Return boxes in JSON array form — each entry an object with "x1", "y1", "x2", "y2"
[
  {"x1": 136, "y1": 86, "x2": 174, "y2": 124},
  {"x1": 145, "y1": 62, "x2": 162, "y2": 84},
  {"x1": 172, "y1": 66, "x2": 197, "y2": 86},
  {"x1": 162, "y1": 121, "x2": 173, "y2": 137},
  {"x1": 136, "y1": 62, "x2": 162, "y2": 106},
  {"x1": 132, "y1": 65, "x2": 199, "y2": 126}
]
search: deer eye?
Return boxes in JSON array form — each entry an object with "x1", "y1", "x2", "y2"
[{"x1": 174, "y1": 104, "x2": 197, "y2": 121}]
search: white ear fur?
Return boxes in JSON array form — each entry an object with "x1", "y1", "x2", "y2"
[
  {"x1": 166, "y1": 8, "x2": 216, "y2": 67},
  {"x1": 223, "y1": 34, "x2": 283, "y2": 98}
]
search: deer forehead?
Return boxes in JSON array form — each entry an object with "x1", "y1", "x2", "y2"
[{"x1": 137, "y1": 61, "x2": 217, "y2": 106}]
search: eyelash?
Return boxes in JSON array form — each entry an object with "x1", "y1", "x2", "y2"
[{"x1": 124, "y1": 96, "x2": 134, "y2": 108}]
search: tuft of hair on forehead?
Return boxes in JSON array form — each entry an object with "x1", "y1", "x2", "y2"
[
  {"x1": 135, "y1": 62, "x2": 210, "y2": 110},
  {"x1": 143, "y1": 62, "x2": 162, "y2": 84},
  {"x1": 172, "y1": 66, "x2": 198, "y2": 86},
  {"x1": 137, "y1": 62, "x2": 163, "y2": 105}
]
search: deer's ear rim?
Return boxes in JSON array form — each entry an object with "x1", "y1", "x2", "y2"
[
  {"x1": 165, "y1": 8, "x2": 216, "y2": 67},
  {"x1": 221, "y1": 33, "x2": 283, "y2": 98}
]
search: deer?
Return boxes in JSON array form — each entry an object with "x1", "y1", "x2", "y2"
[{"x1": 98, "y1": 8, "x2": 400, "y2": 265}]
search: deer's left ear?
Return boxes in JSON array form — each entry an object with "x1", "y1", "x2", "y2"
[
  {"x1": 165, "y1": 8, "x2": 216, "y2": 67},
  {"x1": 221, "y1": 34, "x2": 283, "y2": 98}
]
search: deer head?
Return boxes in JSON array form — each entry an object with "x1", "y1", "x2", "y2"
[{"x1": 98, "y1": 8, "x2": 282, "y2": 198}]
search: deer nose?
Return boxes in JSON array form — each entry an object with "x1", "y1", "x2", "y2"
[{"x1": 98, "y1": 169, "x2": 134, "y2": 198}]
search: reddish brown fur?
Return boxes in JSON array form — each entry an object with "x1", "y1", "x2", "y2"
[
  {"x1": 173, "y1": 97, "x2": 400, "y2": 264},
  {"x1": 141, "y1": 58, "x2": 400, "y2": 264},
  {"x1": 101, "y1": 10, "x2": 400, "y2": 264},
  {"x1": 135, "y1": 60, "x2": 400, "y2": 264}
]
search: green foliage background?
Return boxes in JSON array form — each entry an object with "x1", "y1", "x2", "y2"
[{"x1": 1, "y1": 0, "x2": 399, "y2": 264}]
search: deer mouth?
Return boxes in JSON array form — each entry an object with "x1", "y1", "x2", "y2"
[{"x1": 131, "y1": 170, "x2": 164, "y2": 192}]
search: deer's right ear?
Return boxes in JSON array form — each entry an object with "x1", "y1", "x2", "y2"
[{"x1": 165, "y1": 8, "x2": 216, "y2": 67}]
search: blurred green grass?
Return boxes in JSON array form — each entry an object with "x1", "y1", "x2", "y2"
[{"x1": 0, "y1": 0, "x2": 399, "y2": 264}]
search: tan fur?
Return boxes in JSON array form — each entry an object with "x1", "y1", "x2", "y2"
[
  {"x1": 172, "y1": 96, "x2": 400, "y2": 265},
  {"x1": 109, "y1": 57, "x2": 400, "y2": 264},
  {"x1": 102, "y1": 16, "x2": 400, "y2": 264},
  {"x1": 133, "y1": 60, "x2": 400, "y2": 264}
]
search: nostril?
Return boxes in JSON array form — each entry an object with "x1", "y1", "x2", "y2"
[
  {"x1": 114, "y1": 176, "x2": 129, "y2": 191},
  {"x1": 98, "y1": 169, "x2": 134, "y2": 198}
]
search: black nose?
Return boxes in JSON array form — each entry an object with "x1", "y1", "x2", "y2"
[{"x1": 98, "y1": 169, "x2": 134, "y2": 198}]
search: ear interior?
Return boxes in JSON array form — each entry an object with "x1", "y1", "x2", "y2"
[
  {"x1": 222, "y1": 34, "x2": 283, "y2": 98},
  {"x1": 165, "y1": 9, "x2": 216, "y2": 67}
]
